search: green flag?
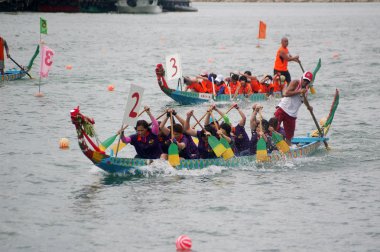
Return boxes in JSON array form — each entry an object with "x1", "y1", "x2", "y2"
[{"x1": 40, "y1": 17, "x2": 47, "y2": 35}]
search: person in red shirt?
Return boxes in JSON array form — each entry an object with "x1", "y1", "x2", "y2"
[{"x1": 0, "y1": 36, "x2": 10, "y2": 76}]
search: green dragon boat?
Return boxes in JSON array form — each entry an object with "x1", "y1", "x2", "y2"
[{"x1": 71, "y1": 89, "x2": 339, "y2": 175}]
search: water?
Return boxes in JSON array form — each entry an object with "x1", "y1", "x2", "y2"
[{"x1": 1, "y1": 3, "x2": 380, "y2": 251}]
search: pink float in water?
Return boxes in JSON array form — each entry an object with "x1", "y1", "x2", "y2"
[
  {"x1": 176, "y1": 235, "x2": 192, "y2": 250},
  {"x1": 107, "y1": 85, "x2": 115, "y2": 91}
]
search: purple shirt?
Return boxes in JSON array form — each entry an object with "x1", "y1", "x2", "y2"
[
  {"x1": 233, "y1": 124, "x2": 250, "y2": 153},
  {"x1": 127, "y1": 131, "x2": 162, "y2": 159},
  {"x1": 158, "y1": 134, "x2": 171, "y2": 154},
  {"x1": 185, "y1": 134, "x2": 199, "y2": 159},
  {"x1": 196, "y1": 131, "x2": 217, "y2": 159}
]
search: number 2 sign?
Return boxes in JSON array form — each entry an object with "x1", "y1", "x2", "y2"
[
  {"x1": 122, "y1": 84, "x2": 145, "y2": 126},
  {"x1": 165, "y1": 53, "x2": 182, "y2": 81}
]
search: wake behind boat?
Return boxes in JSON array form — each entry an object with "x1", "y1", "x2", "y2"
[{"x1": 70, "y1": 89, "x2": 339, "y2": 175}]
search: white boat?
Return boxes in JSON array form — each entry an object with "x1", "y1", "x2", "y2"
[{"x1": 115, "y1": 0, "x2": 162, "y2": 14}]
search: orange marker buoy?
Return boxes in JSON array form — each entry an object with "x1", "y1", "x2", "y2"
[
  {"x1": 107, "y1": 84, "x2": 115, "y2": 91},
  {"x1": 59, "y1": 138, "x2": 70, "y2": 149},
  {"x1": 34, "y1": 92, "x2": 44, "y2": 97},
  {"x1": 66, "y1": 65, "x2": 73, "y2": 70}
]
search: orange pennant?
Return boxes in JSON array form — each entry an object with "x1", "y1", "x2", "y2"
[{"x1": 258, "y1": 21, "x2": 266, "y2": 40}]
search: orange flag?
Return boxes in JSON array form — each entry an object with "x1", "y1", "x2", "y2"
[{"x1": 258, "y1": 21, "x2": 266, "y2": 39}]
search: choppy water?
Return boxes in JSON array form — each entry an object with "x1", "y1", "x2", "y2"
[{"x1": 1, "y1": 3, "x2": 380, "y2": 251}]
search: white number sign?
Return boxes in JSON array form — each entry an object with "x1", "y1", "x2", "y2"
[
  {"x1": 123, "y1": 84, "x2": 145, "y2": 126},
  {"x1": 165, "y1": 53, "x2": 182, "y2": 81}
]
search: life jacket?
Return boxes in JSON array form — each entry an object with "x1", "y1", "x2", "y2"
[
  {"x1": 250, "y1": 79, "x2": 261, "y2": 93},
  {"x1": 188, "y1": 81, "x2": 205, "y2": 93},
  {"x1": 270, "y1": 79, "x2": 284, "y2": 92},
  {"x1": 201, "y1": 80, "x2": 214, "y2": 93},
  {"x1": 227, "y1": 81, "x2": 240, "y2": 94},
  {"x1": 237, "y1": 83, "x2": 252, "y2": 95},
  {"x1": 274, "y1": 46, "x2": 289, "y2": 71},
  {"x1": 258, "y1": 83, "x2": 270, "y2": 93}
]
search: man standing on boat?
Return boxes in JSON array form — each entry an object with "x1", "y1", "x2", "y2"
[
  {"x1": 0, "y1": 36, "x2": 10, "y2": 76},
  {"x1": 274, "y1": 71, "x2": 313, "y2": 146},
  {"x1": 273, "y1": 37, "x2": 300, "y2": 84}
]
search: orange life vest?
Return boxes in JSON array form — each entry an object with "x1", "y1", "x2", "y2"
[
  {"x1": 250, "y1": 79, "x2": 260, "y2": 93},
  {"x1": 274, "y1": 46, "x2": 289, "y2": 71},
  {"x1": 188, "y1": 81, "x2": 205, "y2": 93},
  {"x1": 237, "y1": 83, "x2": 252, "y2": 95}
]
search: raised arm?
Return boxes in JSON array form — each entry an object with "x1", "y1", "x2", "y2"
[
  {"x1": 172, "y1": 109, "x2": 185, "y2": 126},
  {"x1": 159, "y1": 110, "x2": 170, "y2": 136},
  {"x1": 235, "y1": 104, "x2": 246, "y2": 127},
  {"x1": 250, "y1": 104, "x2": 261, "y2": 131},
  {"x1": 184, "y1": 110, "x2": 197, "y2": 137},
  {"x1": 146, "y1": 106, "x2": 159, "y2": 135}
]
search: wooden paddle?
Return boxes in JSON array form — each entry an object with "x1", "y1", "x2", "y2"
[
  {"x1": 191, "y1": 110, "x2": 209, "y2": 129},
  {"x1": 302, "y1": 93, "x2": 329, "y2": 150},
  {"x1": 107, "y1": 111, "x2": 166, "y2": 153},
  {"x1": 192, "y1": 114, "x2": 226, "y2": 157},
  {"x1": 9, "y1": 56, "x2": 33, "y2": 79},
  {"x1": 299, "y1": 61, "x2": 316, "y2": 94},
  {"x1": 168, "y1": 112, "x2": 180, "y2": 167},
  {"x1": 210, "y1": 113, "x2": 234, "y2": 160},
  {"x1": 217, "y1": 104, "x2": 235, "y2": 122},
  {"x1": 256, "y1": 110, "x2": 268, "y2": 162}
]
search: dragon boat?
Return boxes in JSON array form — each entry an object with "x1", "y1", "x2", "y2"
[
  {"x1": 0, "y1": 45, "x2": 39, "y2": 81},
  {"x1": 155, "y1": 59, "x2": 322, "y2": 105},
  {"x1": 71, "y1": 89, "x2": 339, "y2": 175}
]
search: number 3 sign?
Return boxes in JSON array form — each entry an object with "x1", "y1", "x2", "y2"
[
  {"x1": 165, "y1": 53, "x2": 182, "y2": 81},
  {"x1": 123, "y1": 84, "x2": 145, "y2": 126}
]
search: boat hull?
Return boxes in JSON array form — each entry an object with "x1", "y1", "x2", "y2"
[{"x1": 116, "y1": 0, "x2": 162, "y2": 13}]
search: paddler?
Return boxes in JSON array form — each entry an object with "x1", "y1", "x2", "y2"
[
  {"x1": 120, "y1": 106, "x2": 163, "y2": 159},
  {"x1": 274, "y1": 71, "x2": 313, "y2": 146},
  {"x1": 0, "y1": 36, "x2": 10, "y2": 76},
  {"x1": 273, "y1": 37, "x2": 300, "y2": 84}
]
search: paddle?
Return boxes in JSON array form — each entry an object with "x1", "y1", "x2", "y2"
[
  {"x1": 9, "y1": 56, "x2": 33, "y2": 79},
  {"x1": 210, "y1": 113, "x2": 234, "y2": 160},
  {"x1": 192, "y1": 114, "x2": 226, "y2": 157},
  {"x1": 299, "y1": 61, "x2": 316, "y2": 94},
  {"x1": 217, "y1": 104, "x2": 235, "y2": 123},
  {"x1": 256, "y1": 110, "x2": 268, "y2": 162},
  {"x1": 191, "y1": 110, "x2": 209, "y2": 129},
  {"x1": 168, "y1": 112, "x2": 180, "y2": 167},
  {"x1": 302, "y1": 93, "x2": 329, "y2": 150},
  {"x1": 107, "y1": 111, "x2": 166, "y2": 153},
  {"x1": 271, "y1": 131, "x2": 290, "y2": 153},
  {"x1": 99, "y1": 109, "x2": 147, "y2": 151}
]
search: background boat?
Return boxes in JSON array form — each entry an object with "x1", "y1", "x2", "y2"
[{"x1": 115, "y1": 0, "x2": 162, "y2": 14}]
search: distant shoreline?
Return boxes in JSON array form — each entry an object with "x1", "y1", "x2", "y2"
[{"x1": 192, "y1": 0, "x2": 379, "y2": 2}]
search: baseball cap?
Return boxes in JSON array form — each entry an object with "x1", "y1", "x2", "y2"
[{"x1": 302, "y1": 71, "x2": 313, "y2": 82}]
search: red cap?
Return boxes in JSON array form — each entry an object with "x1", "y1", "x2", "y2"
[{"x1": 302, "y1": 71, "x2": 313, "y2": 82}]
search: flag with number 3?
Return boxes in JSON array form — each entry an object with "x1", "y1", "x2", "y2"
[{"x1": 40, "y1": 45, "x2": 54, "y2": 78}]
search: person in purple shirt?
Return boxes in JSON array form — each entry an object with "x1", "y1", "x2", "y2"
[
  {"x1": 120, "y1": 106, "x2": 162, "y2": 159},
  {"x1": 184, "y1": 110, "x2": 217, "y2": 159},
  {"x1": 213, "y1": 103, "x2": 250, "y2": 156},
  {"x1": 159, "y1": 109, "x2": 199, "y2": 159}
]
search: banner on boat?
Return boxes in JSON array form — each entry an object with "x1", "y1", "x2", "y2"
[
  {"x1": 165, "y1": 53, "x2": 182, "y2": 81},
  {"x1": 122, "y1": 84, "x2": 145, "y2": 126}
]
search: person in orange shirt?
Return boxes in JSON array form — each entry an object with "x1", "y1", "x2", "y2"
[
  {"x1": 184, "y1": 76, "x2": 205, "y2": 93},
  {"x1": 273, "y1": 37, "x2": 300, "y2": 84},
  {"x1": 233, "y1": 76, "x2": 252, "y2": 99},
  {"x1": 224, "y1": 73, "x2": 240, "y2": 95},
  {"x1": 0, "y1": 36, "x2": 10, "y2": 76},
  {"x1": 270, "y1": 73, "x2": 287, "y2": 93},
  {"x1": 240, "y1": 70, "x2": 260, "y2": 93},
  {"x1": 258, "y1": 75, "x2": 272, "y2": 94},
  {"x1": 197, "y1": 73, "x2": 215, "y2": 94}
]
